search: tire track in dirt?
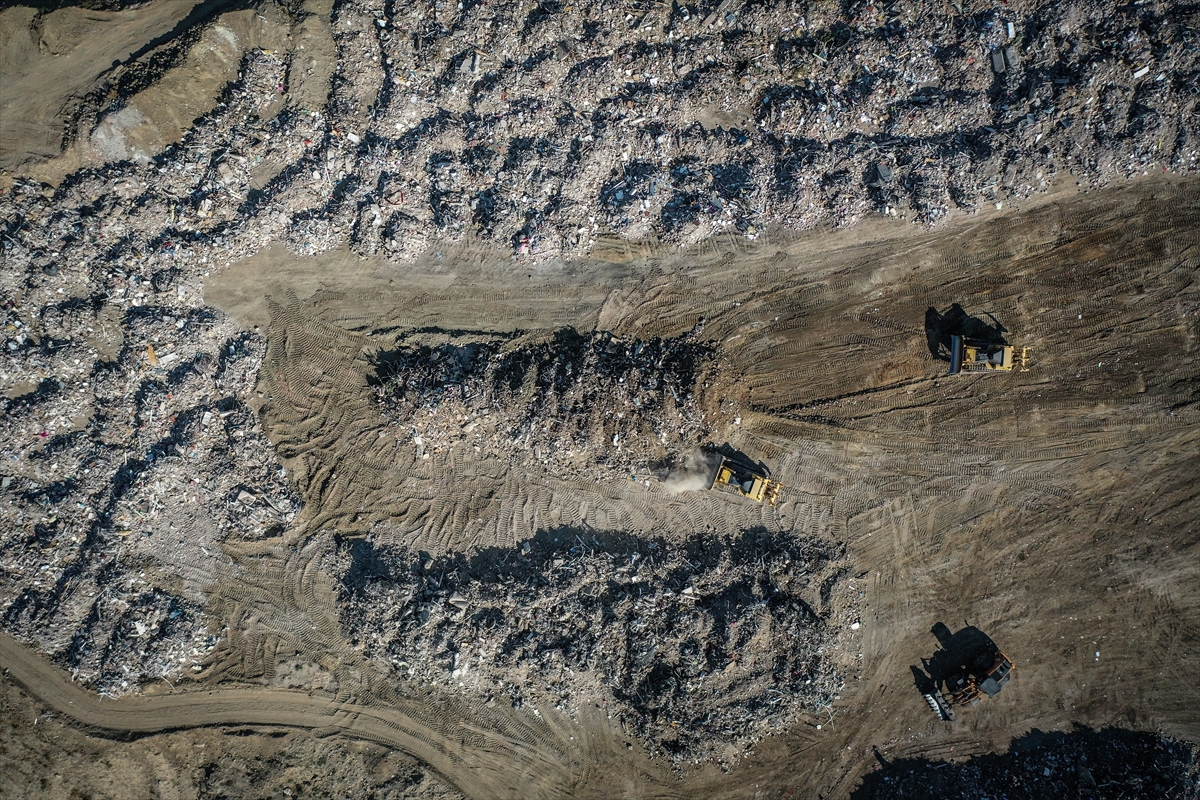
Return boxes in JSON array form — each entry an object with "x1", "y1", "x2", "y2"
[
  {"x1": 643, "y1": 181, "x2": 1200, "y2": 797},
  {"x1": 1, "y1": 632, "x2": 682, "y2": 800},
  {"x1": 180, "y1": 178, "x2": 1200, "y2": 797}
]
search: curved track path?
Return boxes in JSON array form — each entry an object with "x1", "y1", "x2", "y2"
[
  {"x1": 5, "y1": 180, "x2": 1200, "y2": 799},
  {"x1": 1, "y1": 631, "x2": 679, "y2": 800}
]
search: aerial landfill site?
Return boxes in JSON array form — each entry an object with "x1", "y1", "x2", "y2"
[{"x1": 1, "y1": 0, "x2": 1199, "y2": 797}]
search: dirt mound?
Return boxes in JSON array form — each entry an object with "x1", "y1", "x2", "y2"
[{"x1": 337, "y1": 527, "x2": 845, "y2": 766}]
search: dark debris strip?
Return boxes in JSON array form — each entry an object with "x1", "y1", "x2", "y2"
[{"x1": 335, "y1": 529, "x2": 847, "y2": 766}]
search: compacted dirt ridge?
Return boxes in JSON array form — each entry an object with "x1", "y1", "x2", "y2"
[{"x1": 1, "y1": 1, "x2": 1199, "y2": 798}]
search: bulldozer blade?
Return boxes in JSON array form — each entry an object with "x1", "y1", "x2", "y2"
[
  {"x1": 923, "y1": 691, "x2": 954, "y2": 721},
  {"x1": 949, "y1": 335, "x2": 964, "y2": 375}
]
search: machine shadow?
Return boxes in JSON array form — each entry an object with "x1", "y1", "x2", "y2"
[
  {"x1": 849, "y1": 723, "x2": 1187, "y2": 800},
  {"x1": 708, "y1": 442, "x2": 770, "y2": 477},
  {"x1": 924, "y1": 303, "x2": 1009, "y2": 361},
  {"x1": 911, "y1": 622, "x2": 1014, "y2": 720},
  {"x1": 916, "y1": 622, "x2": 998, "y2": 687}
]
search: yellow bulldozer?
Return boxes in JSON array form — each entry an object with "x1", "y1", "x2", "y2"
[
  {"x1": 948, "y1": 335, "x2": 1031, "y2": 374},
  {"x1": 706, "y1": 458, "x2": 782, "y2": 505}
]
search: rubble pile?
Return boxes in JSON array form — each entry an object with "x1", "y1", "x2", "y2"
[
  {"x1": 311, "y1": 0, "x2": 1200, "y2": 250},
  {"x1": 374, "y1": 326, "x2": 716, "y2": 482},
  {"x1": 0, "y1": 58, "x2": 305, "y2": 691},
  {"x1": 0, "y1": 0, "x2": 1197, "y2": 729},
  {"x1": 1, "y1": 2, "x2": 1194, "y2": 274},
  {"x1": 0, "y1": 308, "x2": 299, "y2": 693},
  {"x1": 336, "y1": 528, "x2": 846, "y2": 766},
  {"x1": 862, "y1": 727, "x2": 1199, "y2": 799}
]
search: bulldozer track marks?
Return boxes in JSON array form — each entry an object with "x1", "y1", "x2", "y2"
[
  {"x1": 6, "y1": 180, "x2": 1189, "y2": 800},
  {"x1": 5, "y1": 628, "x2": 682, "y2": 800}
]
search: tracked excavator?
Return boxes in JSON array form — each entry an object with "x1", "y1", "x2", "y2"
[
  {"x1": 924, "y1": 649, "x2": 1015, "y2": 721},
  {"x1": 706, "y1": 458, "x2": 783, "y2": 505}
]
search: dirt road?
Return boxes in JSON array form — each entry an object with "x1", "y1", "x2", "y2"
[
  {"x1": 3, "y1": 0, "x2": 1199, "y2": 795},
  {"x1": 1, "y1": 626, "x2": 680, "y2": 799},
  {"x1": 4, "y1": 177, "x2": 1198, "y2": 798},
  {"x1": 208, "y1": 175, "x2": 1200, "y2": 797}
]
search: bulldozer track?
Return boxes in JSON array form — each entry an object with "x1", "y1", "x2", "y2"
[
  {"x1": 8, "y1": 178, "x2": 1188, "y2": 799},
  {"x1": 3, "y1": 634, "x2": 687, "y2": 800}
]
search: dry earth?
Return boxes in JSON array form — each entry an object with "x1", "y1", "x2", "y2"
[
  {"x1": 1, "y1": 0, "x2": 1199, "y2": 799},
  {"x1": 3, "y1": 178, "x2": 1198, "y2": 798}
]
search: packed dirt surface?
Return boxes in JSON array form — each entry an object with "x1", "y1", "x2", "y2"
[
  {"x1": 0, "y1": 637, "x2": 466, "y2": 800},
  {"x1": 4, "y1": 174, "x2": 1200, "y2": 797},
  {"x1": 2, "y1": 0, "x2": 1200, "y2": 798}
]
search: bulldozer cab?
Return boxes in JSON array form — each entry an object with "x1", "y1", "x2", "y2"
[
  {"x1": 950, "y1": 335, "x2": 1009, "y2": 373},
  {"x1": 946, "y1": 672, "x2": 982, "y2": 707},
  {"x1": 946, "y1": 649, "x2": 1014, "y2": 708},
  {"x1": 918, "y1": 625, "x2": 1014, "y2": 721},
  {"x1": 979, "y1": 651, "x2": 1014, "y2": 697},
  {"x1": 708, "y1": 459, "x2": 783, "y2": 505}
]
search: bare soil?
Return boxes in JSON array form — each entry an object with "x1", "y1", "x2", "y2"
[
  {"x1": 1, "y1": 0, "x2": 1199, "y2": 798},
  {"x1": 0, "y1": 641, "x2": 466, "y2": 800},
  {"x1": 3, "y1": 177, "x2": 1198, "y2": 799}
]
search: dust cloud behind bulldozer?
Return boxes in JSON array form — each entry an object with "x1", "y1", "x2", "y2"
[{"x1": 662, "y1": 449, "x2": 724, "y2": 494}]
